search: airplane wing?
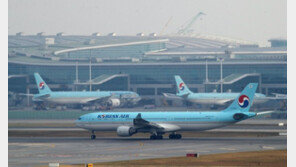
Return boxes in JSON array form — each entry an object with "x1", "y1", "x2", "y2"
[
  {"x1": 34, "y1": 94, "x2": 50, "y2": 100},
  {"x1": 81, "y1": 95, "x2": 111, "y2": 104},
  {"x1": 219, "y1": 99, "x2": 235, "y2": 105},
  {"x1": 181, "y1": 93, "x2": 190, "y2": 99},
  {"x1": 132, "y1": 113, "x2": 181, "y2": 132},
  {"x1": 133, "y1": 113, "x2": 164, "y2": 129},
  {"x1": 272, "y1": 93, "x2": 287, "y2": 98},
  {"x1": 265, "y1": 96, "x2": 287, "y2": 100},
  {"x1": 162, "y1": 93, "x2": 183, "y2": 100},
  {"x1": 32, "y1": 94, "x2": 51, "y2": 102}
]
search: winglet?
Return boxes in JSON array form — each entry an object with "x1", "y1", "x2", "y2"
[
  {"x1": 133, "y1": 113, "x2": 149, "y2": 125},
  {"x1": 136, "y1": 113, "x2": 142, "y2": 119}
]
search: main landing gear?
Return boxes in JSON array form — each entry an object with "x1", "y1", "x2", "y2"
[
  {"x1": 150, "y1": 134, "x2": 163, "y2": 140},
  {"x1": 169, "y1": 133, "x2": 182, "y2": 139},
  {"x1": 90, "y1": 130, "x2": 96, "y2": 140},
  {"x1": 149, "y1": 133, "x2": 182, "y2": 140}
]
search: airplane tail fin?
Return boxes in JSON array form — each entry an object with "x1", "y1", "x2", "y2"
[
  {"x1": 174, "y1": 75, "x2": 193, "y2": 96},
  {"x1": 34, "y1": 73, "x2": 52, "y2": 94},
  {"x1": 223, "y1": 83, "x2": 258, "y2": 112}
]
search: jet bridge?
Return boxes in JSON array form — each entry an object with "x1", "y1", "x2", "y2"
[
  {"x1": 74, "y1": 74, "x2": 130, "y2": 90},
  {"x1": 205, "y1": 73, "x2": 262, "y2": 93}
]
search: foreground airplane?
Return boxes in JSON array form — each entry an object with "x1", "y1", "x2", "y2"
[
  {"x1": 163, "y1": 75, "x2": 267, "y2": 106},
  {"x1": 33, "y1": 73, "x2": 141, "y2": 108},
  {"x1": 76, "y1": 83, "x2": 271, "y2": 140}
]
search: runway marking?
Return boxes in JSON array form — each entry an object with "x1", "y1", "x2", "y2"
[
  {"x1": 219, "y1": 147, "x2": 237, "y2": 151},
  {"x1": 261, "y1": 146, "x2": 275, "y2": 149},
  {"x1": 9, "y1": 142, "x2": 56, "y2": 147},
  {"x1": 106, "y1": 144, "x2": 145, "y2": 151}
]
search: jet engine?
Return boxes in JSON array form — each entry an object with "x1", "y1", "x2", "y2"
[
  {"x1": 116, "y1": 126, "x2": 137, "y2": 137},
  {"x1": 107, "y1": 98, "x2": 120, "y2": 107}
]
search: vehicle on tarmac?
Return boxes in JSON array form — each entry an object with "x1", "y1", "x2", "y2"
[{"x1": 76, "y1": 83, "x2": 272, "y2": 140}]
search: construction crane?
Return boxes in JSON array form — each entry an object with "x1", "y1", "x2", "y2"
[
  {"x1": 160, "y1": 16, "x2": 173, "y2": 36},
  {"x1": 177, "y1": 12, "x2": 206, "y2": 35}
]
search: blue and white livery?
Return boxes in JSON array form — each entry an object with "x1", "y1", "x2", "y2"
[
  {"x1": 163, "y1": 75, "x2": 267, "y2": 106},
  {"x1": 76, "y1": 83, "x2": 270, "y2": 140},
  {"x1": 33, "y1": 73, "x2": 141, "y2": 107}
]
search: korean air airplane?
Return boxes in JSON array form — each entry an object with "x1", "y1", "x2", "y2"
[
  {"x1": 76, "y1": 83, "x2": 271, "y2": 140},
  {"x1": 33, "y1": 73, "x2": 141, "y2": 107},
  {"x1": 163, "y1": 75, "x2": 267, "y2": 106}
]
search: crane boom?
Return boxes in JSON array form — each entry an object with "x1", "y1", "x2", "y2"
[
  {"x1": 178, "y1": 12, "x2": 205, "y2": 35},
  {"x1": 160, "y1": 16, "x2": 173, "y2": 36}
]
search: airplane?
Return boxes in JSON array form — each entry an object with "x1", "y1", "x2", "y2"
[
  {"x1": 163, "y1": 75, "x2": 268, "y2": 107},
  {"x1": 75, "y1": 83, "x2": 272, "y2": 140},
  {"x1": 33, "y1": 73, "x2": 141, "y2": 109}
]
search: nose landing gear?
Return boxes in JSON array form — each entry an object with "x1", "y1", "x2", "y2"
[{"x1": 90, "y1": 130, "x2": 96, "y2": 140}]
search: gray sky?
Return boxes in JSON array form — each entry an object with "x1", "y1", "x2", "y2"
[{"x1": 9, "y1": 0, "x2": 286, "y2": 46}]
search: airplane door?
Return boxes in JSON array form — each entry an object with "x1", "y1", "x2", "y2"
[{"x1": 168, "y1": 115, "x2": 174, "y2": 122}]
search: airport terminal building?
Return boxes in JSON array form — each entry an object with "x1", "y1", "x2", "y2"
[{"x1": 8, "y1": 34, "x2": 287, "y2": 107}]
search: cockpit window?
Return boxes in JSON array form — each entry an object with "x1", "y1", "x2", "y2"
[{"x1": 78, "y1": 117, "x2": 82, "y2": 120}]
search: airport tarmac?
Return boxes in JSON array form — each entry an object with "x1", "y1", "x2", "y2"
[
  {"x1": 8, "y1": 119, "x2": 287, "y2": 167},
  {"x1": 9, "y1": 136, "x2": 286, "y2": 167}
]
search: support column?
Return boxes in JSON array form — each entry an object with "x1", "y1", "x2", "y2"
[
  {"x1": 75, "y1": 61, "x2": 79, "y2": 91},
  {"x1": 89, "y1": 50, "x2": 92, "y2": 91},
  {"x1": 26, "y1": 76, "x2": 30, "y2": 106},
  {"x1": 127, "y1": 75, "x2": 130, "y2": 91},
  {"x1": 219, "y1": 58, "x2": 224, "y2": 93},
  {"x1": 205, "y1": 59, "x2": 209, "y2": 83},
  {"x1": 259, "y1": 74, "x2": 262, "y2": 93}
]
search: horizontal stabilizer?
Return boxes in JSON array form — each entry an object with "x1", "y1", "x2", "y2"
[
  {"x1": 18, "y1": 93, "x2": 34, "y2": 97},
  {"x1": 256, "y1": 111, "x2": 274, "y2": 115}
]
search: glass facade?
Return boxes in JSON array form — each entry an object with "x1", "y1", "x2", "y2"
[{"x1": 8, "y1": 61, "x2": 287, "y2": 95}]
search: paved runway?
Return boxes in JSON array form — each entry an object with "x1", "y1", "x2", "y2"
[{"x1": 9, "y1": 136, "x2": 286, "y2": 167}]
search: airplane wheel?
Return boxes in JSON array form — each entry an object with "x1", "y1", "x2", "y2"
[
  {"x1": 91, "y1": 135, "x2": 96, "y2": 140},
  {"x1": 150, "y1": 135, "x2": 163, "y2": 140},
  {"x1": 157, "y1": 135, "x2": 163, "y2": 140},
  {"x1": 169, "y1": 134, "x2": 175, "y2": 139},
  {"x1": 169, "y1": 134, "x2": 182, "y2": 139},
  {"x1": 150, "y1": 135, "x2": 156, "y2": 140},
  {"x1": 176, "y1": 134, "x2": 182, "y2": 139}
]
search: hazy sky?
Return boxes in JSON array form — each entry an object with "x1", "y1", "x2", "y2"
[{"x1": 9, "y1": 0, "x2": 286, "y2": 46}]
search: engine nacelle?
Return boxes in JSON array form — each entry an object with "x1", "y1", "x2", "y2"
[
  {"x1": 107, "y1": 98, "x2": 120, "y2": 107},
  {"x1": 116, "y1": 126, "x2": 137, "y2": 137}
]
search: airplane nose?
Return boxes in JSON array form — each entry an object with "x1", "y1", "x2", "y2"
[{"x1": 136, "y1": 95, "x2": 141, "y2": 101}]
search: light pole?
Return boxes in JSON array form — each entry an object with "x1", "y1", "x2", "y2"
[
  {"x1": 205, "y1": 59, "x2": 209, "y2": 83},
  {"x1": 76, "y1": 60, "x2": 79, "y2": 83},
  {"x1": 89, "y1": 49, "x2": 92, "y2": 91},
  {"x1": 75, "y1": 60, "x2": 79, "y2": 91},
  {"x1": 218, "y1": 58, "x2": 224, "y2": 93}
]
